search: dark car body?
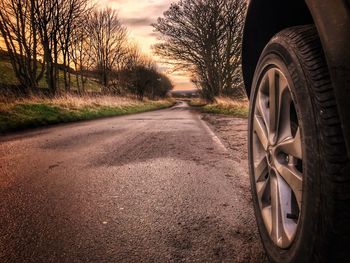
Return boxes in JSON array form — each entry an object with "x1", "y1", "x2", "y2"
[{"x1": 242, "y1": 0, "x2": 350, "y2": 156}]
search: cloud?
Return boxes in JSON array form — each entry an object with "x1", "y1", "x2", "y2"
[
  {"x1": 147, "y1": 3, "x2": 172, "y2": 15},
  {"x1": 148, "y1": 32, "x2": 160, "y2": 38},
  {"x1": 122, "y1": 17, "x2": 155, "y2": 27}
]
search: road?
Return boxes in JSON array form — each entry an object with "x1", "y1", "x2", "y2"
[{"x1": 0, "y1": 101, "x2": 266, "y2": 263}]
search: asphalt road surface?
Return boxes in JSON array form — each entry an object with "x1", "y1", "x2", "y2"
[{"x1": 0, "y1": 102, "x2": 266, "y2": 263}]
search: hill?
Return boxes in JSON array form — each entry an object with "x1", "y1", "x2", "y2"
[{"x1": 0, "y1": 50, "x2": 101, "y2": 93}]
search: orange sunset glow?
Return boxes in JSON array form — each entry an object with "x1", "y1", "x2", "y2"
[{"x1": 98, "y1": 0, "x2": 194, "y2": 91}]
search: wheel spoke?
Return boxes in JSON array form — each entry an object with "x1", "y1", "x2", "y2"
[
  {"x1": 270, "y1": 174, "x2": 281, "y2": 244},
  {"x1": 276, "y1": 77, "x2": 291, "y2": 142},
  {"x1": 270, "y1": 173, "x2": 293, "y2": 247},
  {"x1": 268, "y1": 70, "x2": 289, "y2": 144},
  {"x1": 275, "y1": 173, "x2": 295, "y2": 247},
  {"x1": 275, "y1": 163, "x2": 302, "y2": 209},
  {"x1": 256, "y1": 75, "x2": 270, "y2": 130},
  {"x1": 254, "y1": 115, "x2": 269, "y2": 151},
  {"x1": 268, "y1": 70, "x2": 278, "y2": 143},
  {"x1": 261, "y1": 206, "x2": 272, "y2": 234},
  {"x1": 257, "y1": 177, "x2": 269, "y2": 202},
  {"x1": 257, "y1": 175, "x2": 272, "y2": 234},
  {"x1": 255, "y1": 156, "x2": 268, "y2": 182},
  {"x1": 277, "y1": 128, "x2": 302, "y2": 159}
]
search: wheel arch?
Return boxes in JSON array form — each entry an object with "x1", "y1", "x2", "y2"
[
  {"x1": 242, "y1": 0, "x2": 350, "y2": 155},
  {"x1": 242, "y1": 0, "x2": 313, "y2": 97}
]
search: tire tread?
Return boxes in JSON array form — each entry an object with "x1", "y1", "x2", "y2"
[{"x1": 277, "y1": 25, "x2": 350, "y2": 262}]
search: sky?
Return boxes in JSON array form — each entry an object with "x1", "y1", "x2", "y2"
[{"x1": 99, "y1": 0, "x2": 193, "y2": 91}]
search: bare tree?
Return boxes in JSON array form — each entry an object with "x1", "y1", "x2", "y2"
[
  {"x1": 70, "y1": 18, "x2": 94, "y2": 93},
  {"x1": 0, "y1": 0, "x2": 44, "y2": 93},
  {"x1": 30, "y1": 0, "x2": 92, "y2": 94},
  {"x1": 58, "y1": 0, "x2": 91, "y2": 92},
  {"x1": 32, "y1": 0, "x2": 62, "y2": 94},
  {"x1": 0, "y1": 1, "x2": 173, "y2": 100},
  {"x1": 119, "y1": 51, "x2": 172, "y2": 100},
  {"x1": 0, "y1": 0, "x2": 93, "y2": 94},
  {"x1": 119, "y1": 43, "x2": 142, "y2": 71},
  {"x1": 153, "y1": 0, "x2": 246, "y2": 101},
  {"x1": 87, "y1": 8, "x2": 127, "y2": 90}
]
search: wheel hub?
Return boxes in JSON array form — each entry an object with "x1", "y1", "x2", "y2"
[{"x1": 266, "y1": 147, "x2": 274, "y2": 166}]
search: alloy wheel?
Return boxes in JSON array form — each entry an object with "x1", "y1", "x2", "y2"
[{"x1": 252, "y1": 67, "x2": 303, "y2": 249}]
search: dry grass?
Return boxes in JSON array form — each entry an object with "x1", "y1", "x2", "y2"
[
  {"x1": 190, "y1": 96, "x2": 249, "y2": 118},
  {"x1": 0, "y1": 94, "x2": 175, "y2": 133},
  {"x1": 188, "y1": 98, "x2": 208, "y2": 107},
  {"x1": 50, "y1": 95, "x2": 138, "y2": 109},
  {"x1": 213, "y1": 97, "x2": 248, "y2": 109},
  {"x1": 0, "y1": 94, "x2": 171, "y2": 111}
]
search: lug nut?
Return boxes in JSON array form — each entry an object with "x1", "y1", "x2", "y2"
[{"x1": 277, "y1": 152, "x2": 289, "y2": 164}]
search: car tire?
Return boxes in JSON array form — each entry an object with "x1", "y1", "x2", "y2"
[{"x1": 248, "y1": 25, "x2": 350, "y2": 262}]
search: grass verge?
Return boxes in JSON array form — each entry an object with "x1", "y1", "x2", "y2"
[
  {"x1": 190, "y1": 97, "x2": 249, "y2": 118},
  {"x1": 0, "y1": 95, "x2": 175, "y2": 133}
]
